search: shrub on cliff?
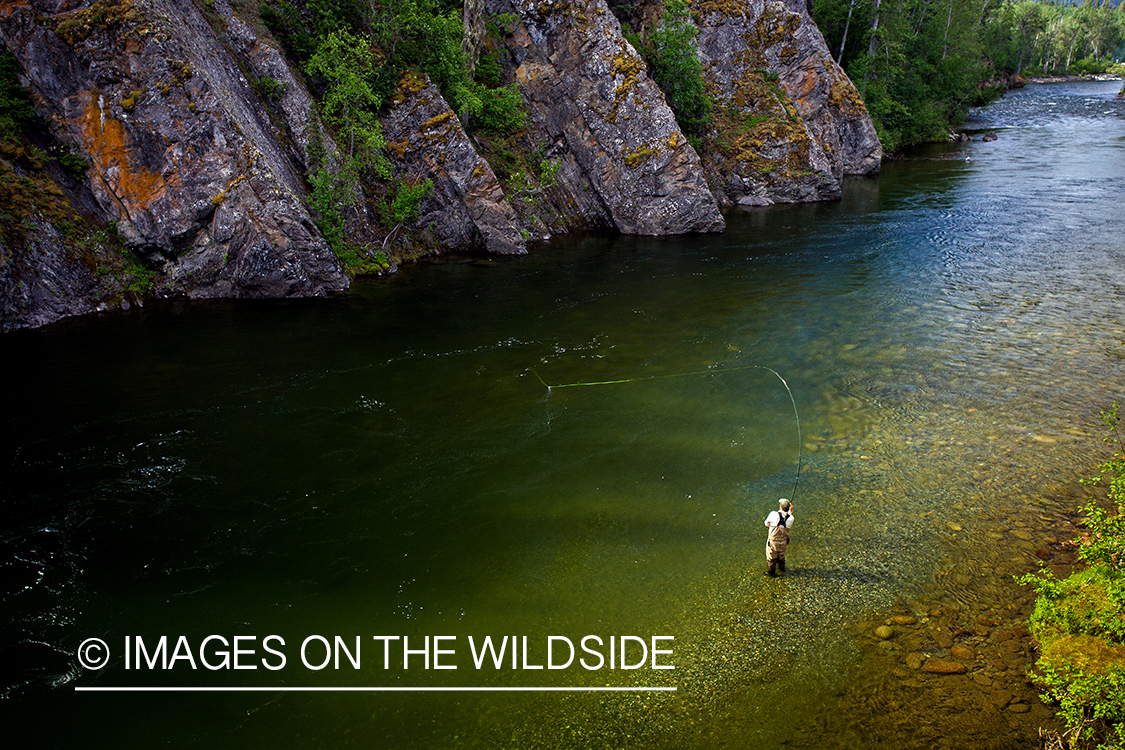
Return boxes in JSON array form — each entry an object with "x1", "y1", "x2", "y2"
[
  {"x1": 305, "y1": 30, "x2": 389, "y2": 252},
  {"x1": 263, "y1": 0, "x2": 524, "y2": 135},
  {"x1": 1020, "y1": 404, "x2": 1125, "y2": 750},
  {"x1": 627, "y1": 0, "x2": 711, "y2": 137}
]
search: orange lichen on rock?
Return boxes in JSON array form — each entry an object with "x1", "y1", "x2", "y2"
[
  {"x1": 0, "y1": 0, "x2": 32, "y2": 17},
  {"x1": 76, "y1": 92, "x2": 165, "y2": 212},
  {"x1": 827, "y1": 71, "x2": 868, "y2": 113}
]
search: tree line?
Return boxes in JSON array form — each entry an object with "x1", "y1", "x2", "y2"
[{"x1": 811, "y1": 0, "x2": 1125, "y2": 151}]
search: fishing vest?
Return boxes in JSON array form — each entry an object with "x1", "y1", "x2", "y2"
[{"x1": 769, "y1": 511, "x2": 790, "y2": 542}]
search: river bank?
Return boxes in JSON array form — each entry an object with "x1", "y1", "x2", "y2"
[{"x1": 1020, "y1": 73, "x2": 1123, "y2": 85}]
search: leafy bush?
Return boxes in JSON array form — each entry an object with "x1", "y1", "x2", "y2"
[
  {"x1": 1019, "y1": 404, "x2": 1125, "y2": 750},
  {"x1": 260, "y1": 1, "x2": 318, "y2": 62},
  {"x1": 0, "y1": 52, "x2": 35, "y2": 149},
  {"x1": 631, "y1": 0, "x2": 711, "y2": 135},
  {"x1": 254, "y1": 74, "x2": 286, "y2": 101},
  {"x1": 304, "y1": 31, "x2": 389, "y2": 253},
  {"x1": 390, "y1": 178, "x2": 431, "y2": 224},
  {"x1": 472, "y1": 83, "x2": 525, "y2": 135},
  {"x1": 1071, "y1": 57, "x2": 1110, "y2": 77}
]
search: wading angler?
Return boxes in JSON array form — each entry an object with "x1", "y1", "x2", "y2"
[{"x1": 765, "y1": 499, "x2": 794, "y2": 577}]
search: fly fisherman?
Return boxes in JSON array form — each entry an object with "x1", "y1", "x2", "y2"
[{"x1": 764, "y1": 498, "x2": 794, "y2": 576}]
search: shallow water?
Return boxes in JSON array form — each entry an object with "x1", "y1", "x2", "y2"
[{"x1": 3, "y1": 80, "x2": 1124, "y2": 748}]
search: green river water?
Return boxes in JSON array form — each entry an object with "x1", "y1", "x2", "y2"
[{"x1": 3, "y1": 80, "x2": 1125, "y2": 748}]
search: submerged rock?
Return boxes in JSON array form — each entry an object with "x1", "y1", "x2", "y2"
[
  {"x1": 921, "y1": 659, "x2": 967, "y2": 674},
  {"x1": 950, "y1": 644, "x2": 974, "y2": 661}
]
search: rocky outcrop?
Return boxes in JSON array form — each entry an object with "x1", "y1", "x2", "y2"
[
  {"x1": 0, "y1": 0, "x2": 884, "y2": 330},
  {"x1": 0, "y1": 0, "x2": 347, "y2": 327},
  {"x1": 690, "y1": 0, "x2": 880, "y2": 206},
  {"x1": 485, "y1": 0, "x2": 725, "y2": 235},
  {"x1": 0, "y1": 219, "x2": 126, "y2": 331},
  {"x1": 383, "y1": 72, "x2": 526, "y2": 256},
  {"x1": 767, "y1": 0, "x2": 881, "y2": 177}
]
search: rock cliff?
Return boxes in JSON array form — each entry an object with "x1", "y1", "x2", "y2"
[
  {"x1": 484, "y1": 0, "x2": 725, "y2": 235},
  {"x1": 383, "y1": 71, "x2": 526, "y2": 256},
  {"x1": 1, "y1": 0, "x2": 348, "y2": 307},
  {"x1": 689, "y1": 0, "x2": 881, "y2": 206},
  {"x1": 0, "y1": 0, "x2": 881, "y2": 330}
]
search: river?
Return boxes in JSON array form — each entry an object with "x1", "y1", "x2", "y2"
[{"x1": 2, "y1": 80, "x2": 1124, "y2": 748}]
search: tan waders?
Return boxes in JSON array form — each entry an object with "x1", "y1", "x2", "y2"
[{"x1": 765, "y1": 514, "x2": 789, "y2": 576}]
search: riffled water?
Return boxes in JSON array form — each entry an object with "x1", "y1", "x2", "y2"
[{"x1": 3, "y1": 81, "x2": 1124, "y2": 748}]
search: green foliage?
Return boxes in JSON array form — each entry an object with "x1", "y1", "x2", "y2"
[
  {"x1": 503, "y1": 156, "x2": 559, "y2": 227},
  {"x1": 367, "y1": 1, "x2": 465, "y2": 112},
  {"x1": 260, "y1": 1, "x2": 318, "y2": 62},
  {"x1": 1019, "y1": 403, "x2": 1125, "y2": 750},
  {"x1": 982, "y1": 1, "x2": 1125, "y2": 77},
  {"x1": 631, "y1": 0, "x2": 711, "y2": 135},
  {"x1": 473, "y1": 49, "x2": 503, "y2": 89},
  {"x1": 1081, "y1": 404, "x2": 1125, "y2": 570},
  {"x1": 262, "y1": 0, "x2": 531, "y2": 258},
  {"x1": 0, "y1": 52, "x2": 35, "y2": 153},
  {"x1": 390, "y1": 178, "x2": 432, "y2": 223},
  {"x1": 305, "y1": 30, "x2": 386, "y2": 159},
  {"x1": 335, "y1": 245, "x2": 392, "y2": 275},
  {"x1": 53, "y1": 146, "x2": 88, "y2": 178},
  {"x1": 254, "y1": 74, "x2": 286, "y2": 101},
  {"x1": 1072, "y1": 56, "x2": 1111, "y2": 76},
  {"x1": 304, "y1": 30, "x2": 390, "y2": 253},
  {"x1": 307, "y1": 154, "x2": 345, "y2": 250},
  {"x1": 472, "y1": 84, "x2": 525, "y2": 135},
  {"x1": 491, "y1": 12, "x2": 519, "y2": 35}
]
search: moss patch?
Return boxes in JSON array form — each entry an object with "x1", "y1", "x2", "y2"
[{"x1": 56, "y1": 0, "x2": 142, "y2": 46}]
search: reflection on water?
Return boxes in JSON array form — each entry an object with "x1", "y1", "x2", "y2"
[{"x1": 2, "y1": 81, "x2": 1124, "y2": 748}]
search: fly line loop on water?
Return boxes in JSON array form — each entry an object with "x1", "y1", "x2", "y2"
[{"x1": 532, "y1": 365, "x2": 803, "y2": 502}]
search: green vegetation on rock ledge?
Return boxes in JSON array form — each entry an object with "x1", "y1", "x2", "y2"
[
  {"x1": 260, "y1": 0, "x2": 526, "y2": 271},
  {"x1": 1020, "y1": 404, "x2": 1125, "y2": 750}
]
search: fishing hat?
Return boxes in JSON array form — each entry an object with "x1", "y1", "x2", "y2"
[{"x1": 779, "y1": 498, "x2": 791, "y2": 510}]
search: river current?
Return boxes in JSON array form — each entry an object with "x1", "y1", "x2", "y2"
[{"x1": 3, "y1": 80, "x2": 1124, "y2": 748}]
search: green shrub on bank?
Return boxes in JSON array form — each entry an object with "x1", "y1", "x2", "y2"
[
  {"x1": 1020, "y1": 404, "x2": 1125, "y2": 750},
  {"x1": 1071, "y1": 57, "x2": 1111, "y2": 77}
]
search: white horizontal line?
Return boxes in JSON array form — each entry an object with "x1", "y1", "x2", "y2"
[{"x1": 75, "y1": 686, "x2": 677, "y2": 693}]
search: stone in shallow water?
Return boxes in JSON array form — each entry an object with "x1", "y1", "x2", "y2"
[
  {"x1": 905, "y1": 652, "x2": 925, "y2": 670},
  {"x1": 990, "y1": 689, "x2": 1015, "y2": 708},
  {"x1": 951, "y1": 645, "x2": 975, "y2": 661},
  {"x1": 1008, "y1": 703, "x2": 1030, "y2": 713},
  {"x1": 892, "y1": 615, "x2": 917, "y2": 625},
  {"x1": 875, "y1": 625, "x2": 895, "y2": 640},
  {"x1": 922, "y1": 660, "x2": 967, "y2": 674}
]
